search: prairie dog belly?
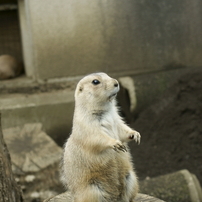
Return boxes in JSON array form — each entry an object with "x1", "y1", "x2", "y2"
[{"x1": 64, "y1": 138, "x2": 133, "y2": 199}]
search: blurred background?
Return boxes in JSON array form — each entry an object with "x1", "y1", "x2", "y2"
[{"x1": 0, "y1": 0, "x2": 202, "y2": 201}]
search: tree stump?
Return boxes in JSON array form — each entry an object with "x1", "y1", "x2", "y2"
[
  {"x1": 43, "y1": 192, "x2": 165, "y2": 202},
  {"x1": 0, "y1": 113, "x2": 23, "y2": 202}
]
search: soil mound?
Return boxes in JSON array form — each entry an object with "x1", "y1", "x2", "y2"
[{"x1": 130, "y1": 71, "x2": 202, "y2": 185}]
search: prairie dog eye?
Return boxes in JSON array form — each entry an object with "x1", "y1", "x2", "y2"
[{"x1": 92, "y1": 79, "x2": 100, "y2": 85}]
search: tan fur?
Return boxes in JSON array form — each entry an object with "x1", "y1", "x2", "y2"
[
  {"x1": 62, "y1": 72, "x2": 141, "y2": 202},
  {"x1": 0, "y1": 55, "x2": 22, "y2": 80}
]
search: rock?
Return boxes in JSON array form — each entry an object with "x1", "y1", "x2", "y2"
[
  {"x1": 25, "y1": 175, "x2": 36, "y2": 183},
  {"x1": 140, "y1": 169, "x2": 202, "y2": 202},
  {"x1": 3, "y1": 123, "x2": 62, "y2": 174}
]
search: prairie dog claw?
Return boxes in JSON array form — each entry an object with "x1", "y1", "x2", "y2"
[
  {"x1": 113, "y1": 141, "x2": 127, "y2": 152},
  {"x1": 129, "y1": 131, "x2": 141, "y2": 145}
]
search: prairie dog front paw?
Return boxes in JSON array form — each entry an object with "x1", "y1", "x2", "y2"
[
  {"x1": 129, "y1": 131, "x2": 141, "y2": 144},
  {"x1": 112, "y1": 140, "x2": 127, "y2": 152}
]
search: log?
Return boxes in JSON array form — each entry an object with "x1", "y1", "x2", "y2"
[
  {"x1": 43, "y1": 192, "x2": 165, "y2": 202},
  {"x1": 140, "y1": 170, "x2": 202, "y2": 202},
  {"x1": 0, "y1": 113, "x2": 23, "y2": 202}
]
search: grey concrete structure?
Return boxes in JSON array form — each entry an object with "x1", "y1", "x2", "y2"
[
  {"x1": 18, "y1": 0, "x2": 202, "y2": 80},
  {"x1": 1, "y1": 0, "x2": 202, "y2": 144},
  {"x1": 0, "y1": 89, "x2": 74, "y2": 144}
]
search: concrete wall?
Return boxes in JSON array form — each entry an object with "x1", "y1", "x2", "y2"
[
  {"x1": 0, "y1": 90, "x2": 74, "y2": 145},
  {"x1": 18, "y1": 0, "x2": 202, "y2": 80}
]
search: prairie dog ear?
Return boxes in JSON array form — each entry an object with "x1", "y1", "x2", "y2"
[
  {"x1": 75, "y1": 83, "x2": 84, "y2": 97},
  {"x1": 79, "y1": 86, "x2": 83, "y2": 92}
]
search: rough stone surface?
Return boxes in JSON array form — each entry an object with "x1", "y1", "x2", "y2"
[
  {"x1": 4, "y1": 123, "x2": 62, "y2": 174},
  {"x1": 140, "y1": 170, "x2": 202, "y2": 202}
]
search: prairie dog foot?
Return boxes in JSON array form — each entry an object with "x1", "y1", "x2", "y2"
[
  {"x1": 129, "y1": 131, "x2": 141, "y2": 145},
  {"x1": 113, "y1": 140, "x2": 127, "y2": 152}
]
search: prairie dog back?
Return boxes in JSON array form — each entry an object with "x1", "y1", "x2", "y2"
[{"x1": 62, "y1": 72, "x2": 140, "y2": 202}]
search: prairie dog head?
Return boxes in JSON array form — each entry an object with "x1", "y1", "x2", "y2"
[{"x1": 75, "y1": 72, "x2": 119, "y2": 110}]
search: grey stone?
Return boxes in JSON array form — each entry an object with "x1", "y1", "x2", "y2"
[
  {"x1": 4, "y1": 123, "x2": 62, "y2": 174},
  {"x1": 140, "y1": 169, "x2": 202, "y2": 202}
]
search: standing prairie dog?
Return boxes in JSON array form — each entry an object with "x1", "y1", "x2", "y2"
[{"x1": 62, "y1": 72, "x2": 141, "y2": 202}]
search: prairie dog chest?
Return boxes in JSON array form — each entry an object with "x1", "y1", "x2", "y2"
[{"x1": 100, "y1": 111, "x2": 119, "y2": 140}]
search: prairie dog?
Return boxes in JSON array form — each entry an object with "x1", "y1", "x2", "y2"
[
  {"x1": 62, "y1": 72, "x2": 141, "y2": 202},
  {"x1": 0, "y1": 55, "x2": 22, "y2": 80}
]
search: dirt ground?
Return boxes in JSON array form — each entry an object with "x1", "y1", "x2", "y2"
[
  {"x1": 129, "y1": 71, "x2": 202, "y2": 186},
  {"x1": 2, "y1": 71, "x2": 202, "y2": 201}
]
